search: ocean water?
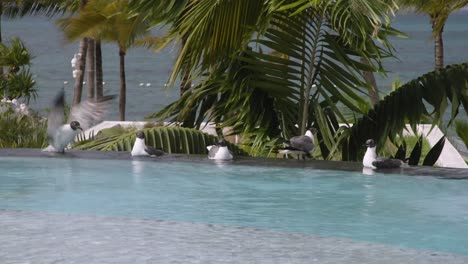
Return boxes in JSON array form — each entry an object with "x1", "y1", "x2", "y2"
[{"x1": 3, "y1": 11, "x2": 468, "y2": 121}]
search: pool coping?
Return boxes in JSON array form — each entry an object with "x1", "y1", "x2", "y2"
[{"x1": 1, "y1": 148, "x2": 467, "y2": 179}]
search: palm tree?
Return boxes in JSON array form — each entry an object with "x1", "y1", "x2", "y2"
[
  {"x1": 58, "y1": 0, "x2": 152, "y2": 121},
  {"x1": 397, "y1": 0, "x2": 468, "y2": 70},
  {"x1": 0, "y1": 0, "x2": 86, "y2": 104},
  {"x1": 144, "y1": 0, "x2": 401, "y2": 155}
]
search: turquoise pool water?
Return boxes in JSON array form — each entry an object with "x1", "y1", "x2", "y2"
[{"x1": 1, "y1": 156, "x2": 468, "y2": 256}]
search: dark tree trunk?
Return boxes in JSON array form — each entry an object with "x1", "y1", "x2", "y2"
[
  {"x1": 433, "y1": 23, "x2": 444, "y2": 70},
  {"x1": 87, "y1": 38, "x2": 95, "y2": 100},
  {"x1": 95, "y1": 40, "x2": 103, "y2": 99},
  {"x1": 119, "y1": 47, "x2": 126, "y2": 121},
  {"x1": 73, "y1": 38, "x2": 87, "y2": 105}
]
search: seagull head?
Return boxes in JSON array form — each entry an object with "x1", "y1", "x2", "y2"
[
  {"x1": 305, "y1": 128, "x2": 317, "y2": 139},
  {"x1": 70, "y1": 121, "x2": 83, "y2": 131},
  {"x1": 364, "y1": 139, "x2": 376, "y2": 148},
  {"x1": 136, "y1": 130, "x2": 145, "y2": 139},
  {"x1": 217, "y1": 139, "x2": 227, "y2": 147}
]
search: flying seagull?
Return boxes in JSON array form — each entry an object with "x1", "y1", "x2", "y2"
[
  {"x1": 131, "y1": 130, "x2": 165, "y2": 157},
  {"x1": 279, "y1": 128, "x2": 317, "y2": 160},
  {"x1": 42, "y1": 89, "x2": 115, "y2": 153},
  {"x1": 363, "y1": 139, "x2": 404, "y2": 169},
  {"x1": 207, "y1": 139, "x2": 233, "y2": 160}
]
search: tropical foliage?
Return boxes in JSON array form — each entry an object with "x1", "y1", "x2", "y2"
[
  {"x1": 75, "y1": 126, "x2": 247, "y2": 155},
  {"x1": 342, "y1": 62, "x2": 468, "y2": 161},
  {"x1": 0, "y1": 37, "x2": 37, "y2": 102},
  {"x1": 393, "y1": 135, "x2": 445, "y2": 166},
  {"x1": 0, "y1": 109, "x2": 48, "y2": 148},
  {"x1": 455, "y1": 120, "x2": 468, "y2": 150},
  {"x1": 396, "y1": 0, "x2": 468, "y2": 70},
  {"x1": 145, "y1": 0, "x2": 402, "y2": 157},
  {"x1": 57, "y1": 0, "x2": 152, "y2": 121}
]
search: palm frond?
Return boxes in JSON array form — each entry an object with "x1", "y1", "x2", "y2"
[
  {"x1": 1, "y1": 0, "x2": 78, "y2": 18},
  {"x1": 345, "y1": 63, "x2": 468, "y2": 161},
  {"x1": 74, "y1": 126, "x2": 248, "y2": 155},
  {"x1": 149, "y1": 1, "x2": 400, "y2": 157}
]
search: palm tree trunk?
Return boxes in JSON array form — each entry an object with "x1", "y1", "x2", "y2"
[
  {"x1": 73, "y1": 38, "x2": 87, "y2": 105},
  {"x1": 360, "y1": 57, "x2": 380, "y2": 106},
  {"x1": 433, "y1": 25, "x2": 444, "y2": 70},
  {"x1": 87, "y1": 38, "x2": 95, "y2": 100},
  {"x1": 119, "y1": 47, "x2": 126, "y2": 121},
  {"x1": 95, "y1": 40, "x2": 103, "y2": 99}
]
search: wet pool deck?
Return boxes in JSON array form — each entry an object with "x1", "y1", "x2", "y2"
[{"x1": 1, "y1": 148, "x2": 467, "y2": 179}]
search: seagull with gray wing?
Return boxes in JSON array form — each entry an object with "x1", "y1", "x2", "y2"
[
  {"x1": 131, "y1": 131, "x2": 165, "y2": 157},
  {"x1": 363, "y1": 139, "x2": 404, "y2": 169},
  {"x1": 42, "y1": 89, "x2": 115, "y2": 153},
  {"x1": 279, "y1": 128, "x2": 317, "y2": 160},
  {"x1": 207, "y1": 139, "x2": 233, "y2": 160}
]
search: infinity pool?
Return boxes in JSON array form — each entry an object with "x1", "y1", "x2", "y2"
[{"x1": 1, "y1": 153, "x2": 468, "y2": 263}]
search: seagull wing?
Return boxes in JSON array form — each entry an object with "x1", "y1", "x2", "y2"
[
  {"x1": 47, "y1": 90, "x2": 66, "y2": 143},
  {"x1": 372, "y1": 157, "x2": 403, "y2": 169},
  {"x1": 145, "y1": 146, "x2": 165, "y2": 156},
  {"x1": 68, "y1": 95, "x2": 116, "y2": 130},
  {"x1": 289, "y1": 135, "x2": 314, "y2": 153},
  {"x1": 207, "y1": 145, "x2": 220, "y2": 159}
]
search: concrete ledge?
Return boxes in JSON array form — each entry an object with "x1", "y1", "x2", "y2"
[
  {"x1": 1, "y1": 148, "x2": 467, "y2": 178},
  {"x1": 84, "y1": 122, "x2": 467, "y2": 169}
]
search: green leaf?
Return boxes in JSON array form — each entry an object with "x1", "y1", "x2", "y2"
[
  {"x1": 394, "y1": 141, "x2": 407, "y2": 161},
  {"x1": 423, "y1": 136, "x2": 445, "y2": 166},
  {"x1": 408, "y1": 136, "x2": 423, "y2": 166}
]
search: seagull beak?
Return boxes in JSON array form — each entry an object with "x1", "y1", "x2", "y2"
[{"x1": 77, "y1": 126, "x2": 83, "y2": 131}]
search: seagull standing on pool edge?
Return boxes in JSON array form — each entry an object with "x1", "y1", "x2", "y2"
[
  {"x1": 131, "y1": 131, "x2": 165, "y2": 157},
  {"x1": 279, "y1": 128, "x2": 317, "y2": 160},
  {"x1": 42, "y1": 90, "x2": 115, "y2": 153},
  {"x1": 207, "y1": 139, "x2": 233, "y2": 160},
  {"x1": 363, "y1": 139, "x2": 404, "y2": 169}
]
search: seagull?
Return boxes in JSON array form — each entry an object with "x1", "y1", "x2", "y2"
[
  {"x1": 131, "y1": 130, "x2": 165, "y2": 157},
  {"x1": 42, "y1": 89, "x2": 115, "y2": 153},
  {"x1": 279, "y1": 128, "x2": 317, "y2": 160},
  {"x1": 19, "y1": 103, "x2": 29, "y2": 115},
  {"x1": 207, "y1": 139, "x2": 233, "y2": 160},
  {"x1": 363, "y1": 139, "x2": 404, "y2": 169},
  {"x1": 11, "y1": 98, "x2": 19, "y2": 107}
]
